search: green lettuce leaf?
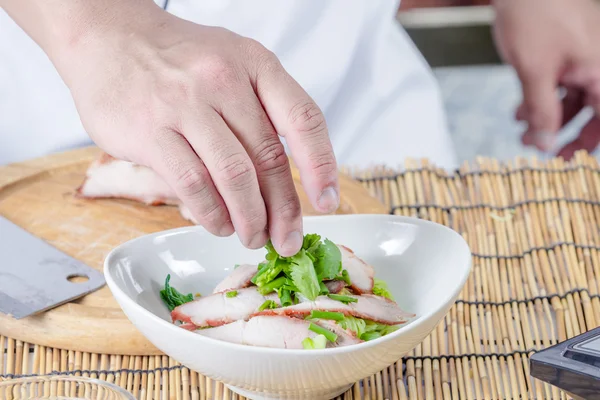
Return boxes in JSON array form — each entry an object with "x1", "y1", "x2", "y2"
[
  {"x1": 302, "y1": 233, "x2": 322, "y2": 254},
  {"x1": 339, "y1": 316, "x2": 399, "y2": 341},
  {"x1": 338, "y1": 316, "x2": 367, "y2": 338},
  {"x1": 372, "y1": 278, "x2": 394, "y2": 300},
  {"x1": 314, "y1": 239, "x2": 342, "y2": 280},
  {"x1": 288, "y1": 249, "x2": 320, "y2": 301}
]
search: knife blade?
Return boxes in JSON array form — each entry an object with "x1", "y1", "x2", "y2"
[{"x1": 0, "y1": 215, "x2": 105, "y2": 319}]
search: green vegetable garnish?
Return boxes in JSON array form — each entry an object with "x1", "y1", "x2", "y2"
[
  {"x1": 288, "y1": 250, "x2": 320, "y2": 301},
  {"x1": 339, "y1": 316, "x2": 367, "y2": 337},
  {"x1": 282, "y1": 278, "x2": 299, "y2": 293},
  {"x1": 251, "y1": 262, "x2": 270, "y2": 284},
  {"x1": 360, "y1": 321, "x2": 398, "y2": 340},
  {"x1": 373, "y1": 279, "x2": 394, "y2": 300},
  {"x1": 251, "y1": 235, "x2": 341, "y2": 302},
  {"x1": 249, "y1": 234, "x2": 389, "y2": 309},
  {"x1": 234, "y1": 264, "x2": 240, "y2": 269},
  {"x1": 308, "y1": 323, "x2": 337, "y2": 343},
  {"x1": 302, "y1": 334, "x2": 327, "y2": 349},
  {"x1": 319, "y1": 281, "x2": 330, "y2": 295},
  {"x1": 313, "y1": 239, "x2": 342, "y2": 280},
  {"x1": 258, "y1": 300, "x2": 278, "y2": 311},
  {"x1": 327, "y1": 294, "x2": 357, "y2": 304},
  {"x1": 160, "y1": 274, "x2": 194, "y2": 311},
  {"x1": 305, "y1": 310, "x2": 345, "y2": 321},
  {"x1": 226, "y1": 290, "x2": 238, "y2": 298},
  {"x1": 257, "y1": 276, "x2": 286, "y2": 295},
  {"x1": 334, "y1": 269, "x2": 352, "y2": 286},
  {"x1": 279, "y1": 288, "x2": 293, "y2": 307},
  {"x1": 360, "y1": 331, "x2": 382, "y2": 341},
  {"x1": 339, "y1": 316, "x2": 399, "y2": 341},
  {"x1": 255, "y1": 259, "x2": 285, "y2": 287},
  {"x1": 302, "y1": 234, "x2": 322, "y2": 254}
]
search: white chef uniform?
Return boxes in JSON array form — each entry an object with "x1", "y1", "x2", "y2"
[{"x1": 0, "y1": 0, "x2": 458, "y2": 170}]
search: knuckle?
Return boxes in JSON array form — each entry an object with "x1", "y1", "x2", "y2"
[
  {"x1": 175, "y1": 165, "x2": 209, "y2": 196},
  {"x1": 216, "y1": 154, "x2": 254, "y2": 187},
  {"x1": 196, "y1": 54, "x2": 239, "y2": 89},
  {"x1": 198, "y1": 202, "x2": 228, "y2": 227},
  {"x1": 240, "y1": 211, "x2": 266, "y2": 234},
  {"x1": 254, "y1": 141, "x2": 288, "y2": 174},
  {"x1": 275, "y1": 198, "x2": 302, "y2": 221},
  {"x1": 308, "y1": 154, "x2": 337, "y2": 177},
  {"x1": 288, "y1": 101, "x2": 327, "y2": 136},
  {"x1": 244, "y1": 39, "x2": 279, "y2": 73}
]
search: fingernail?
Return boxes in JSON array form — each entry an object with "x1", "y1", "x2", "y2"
[
  {"x1": 219, "y1": 222, "x2": 234, "y2": 236},
  {"x1": 281, "y1": 231, "x2": 303, "y2": 256},
  {"x1": 317, "y1": 186, "x2": 339, "y2": 213},
  {"x1": 534, "y1": 131, "x2": 555, "y2": 151}
]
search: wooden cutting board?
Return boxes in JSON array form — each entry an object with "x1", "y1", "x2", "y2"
[{"x1": 0, "y1": 146, "x2": 387, "y2": 355}]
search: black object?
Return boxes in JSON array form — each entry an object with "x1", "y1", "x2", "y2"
[{"x1": 531, "y1": 327, "x2": 600, "y2": 400}]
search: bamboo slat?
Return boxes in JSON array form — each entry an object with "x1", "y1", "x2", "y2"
[{"x1": 4, "y1": 151, "x2": 600, "y2": 399}]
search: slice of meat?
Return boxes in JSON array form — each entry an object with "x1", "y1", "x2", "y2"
[
  {"x1": 324, "y1": 280, "x2": 346, "y2": 294},
  {"x1": 77, "y1": 153, "x2": 176, "y2": 205},
  {"x1": 195, "y1": 320, "x2": 246, "y2": 344},
  {"x1": 212, "y1": 264, "x2": 258, "y2": 294},
  {"x1": 338, "y1": 245, "x2": 375, "y2": 294},
  {"x1": 171, "y1": 287, "x2": 280, "y2": 328},
  {"x1": 196, "y1": 316, "x2": 314, "y2": 349},
  {"x1": 77, "y1": 152, "x2": 199, "y2": 223},
  {"x1": 253, "y1": 294, "x2": 414, "y2": 325},
  {"x1": 196, "y1": 315, "x2": 359, "y2": 349},
  {"x1": 315, "y1": 319, "x2": 362, "y2": 346}
]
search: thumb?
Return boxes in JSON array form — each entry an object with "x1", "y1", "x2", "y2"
[{"x1": 518, "y1": 66, "x2": 562, "y2": 151}]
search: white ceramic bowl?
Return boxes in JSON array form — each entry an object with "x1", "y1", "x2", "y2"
[{"x1": 104, "y1": 215, "x2": 471, "y2": 400}]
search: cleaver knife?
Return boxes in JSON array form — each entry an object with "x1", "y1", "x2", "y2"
[{"x1": 0, "y1": 215, "x2": 105, "y2": 319}]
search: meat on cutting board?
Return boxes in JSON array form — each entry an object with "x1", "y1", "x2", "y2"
[{"x1": 77, "y1": 152, "x2": 197, "y2": 223}]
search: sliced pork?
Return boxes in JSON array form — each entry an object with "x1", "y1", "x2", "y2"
[
  {"x1": 316, "y1": 319, "x2": 362, "y2": 346},
  {"x1": 77, "y1": 152, "x2": 199, "y2": 223},
  {"x1": 77, "y1": 153, "x2": 176, "y2": 205},
  {"x1": 213, "y1": 264, "x2": 258, "y2": 294},
  {"x1": 171, "y1": 287, "x2": 280, "y2": 328},
  {"x1": 196, "y1": 316, "x2": 315, "y2": 349},
  {"x1": 196, "y1": 315, "x2": 360, "y2": 349},
  {"x1": 338, "y1": 245, "x2": 375, "y2": 294},
  {"x1": 324, "y1": 280, "x2": 346, "y2": 294},
  {"x1": 252, "y1": 294, "x2": 413, "y2": 325}
]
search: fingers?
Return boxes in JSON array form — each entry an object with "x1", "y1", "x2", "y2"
[
  {"x1": 517, "y1": 65, "x2": 562, "y2": 151},
  {"x1": 179, "y1": 107, "x2": 269, "y2": 249},
  {"x1": 521, "y1": 86, "x2": 586, "y2": 151},
  {"x1": 557, "y1": 116, "x2": 600, "y2": 160},
  {"x1": 521, "y1": 86, "x2": 584, "y2": 149},
  {"x1": 561, "y1": 87, "x2": 585, "y2": 126},
  {"x1": 250, "y1": 48, "x2": 339, "y2": 214},
  {"x1": 219, "y1": 86, "x2": 304, "y2": 257},
  {"x1": 562, "y1": 65, "x2": 600, "y2": 114},
  {"x1": 150, "y1": 130, "x2": 234, "y2": 236}
]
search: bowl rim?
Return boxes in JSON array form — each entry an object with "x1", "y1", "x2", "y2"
[
  {"x1": 104, "y1": 214, "x2": 472, "y2": 356},
  {"x1": 0, "y1": 374, "x2": 136, "y2": 399}
]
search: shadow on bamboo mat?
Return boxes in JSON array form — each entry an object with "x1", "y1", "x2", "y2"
[{"x1": 3, "y1": 151, "x2": 600, "y2": 399}]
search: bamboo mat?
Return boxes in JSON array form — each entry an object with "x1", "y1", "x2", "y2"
[{"x1": 3, "y1": 151, "x2": 600, "y2": 399}]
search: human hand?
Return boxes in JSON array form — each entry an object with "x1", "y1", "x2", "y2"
[
  {"x1": 492, "y1": 0, "x2": 600, "y2": 159},
  {"x1": 52, "y1": 2, "x2": 338, "y2": 256}
]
